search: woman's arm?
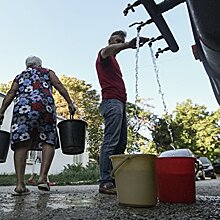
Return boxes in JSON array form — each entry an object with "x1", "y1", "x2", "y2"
[
  {"x1": 0, "y1": 81, "x2": 18, "y2": 124},
  {"x1": 49, "y1": 70, "x2": 75, "y2": 115}
]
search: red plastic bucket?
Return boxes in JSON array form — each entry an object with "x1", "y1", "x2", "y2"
[{"x1": 156, "y1": 157, "x2": 196, "y2": 203}]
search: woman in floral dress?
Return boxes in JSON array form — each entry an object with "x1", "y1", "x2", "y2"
[{"x1": 0, "y1": 56, "x2": 75, "y2": 195}]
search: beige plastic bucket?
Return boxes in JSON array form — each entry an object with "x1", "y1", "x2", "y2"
[{"x1": 110, "y1": 154, "x2": 157, "y2": 207}]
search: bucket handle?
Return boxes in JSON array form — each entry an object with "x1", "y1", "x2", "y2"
[
  {"x1": 111, "y1": 155, "x2": 132, "y2": 178},
  {"x1": 70, "y1": 114, "x2": 74, "y2": 120},
  {"x1": 194, "y1": 160, "x2": 200, "y2": 175}
]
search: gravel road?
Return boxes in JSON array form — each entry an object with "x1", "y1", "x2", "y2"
[{"x1": 0, "y1": 177, "x2": 219, "y2": 220}]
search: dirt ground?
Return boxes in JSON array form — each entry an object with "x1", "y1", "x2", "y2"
[{"x1": 0, "y1": 178, "x2": 219, "y2": 220}]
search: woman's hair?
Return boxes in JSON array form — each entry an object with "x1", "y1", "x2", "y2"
[{"x1": 25, "y1": 56, "x2": 42, "y2": 67}]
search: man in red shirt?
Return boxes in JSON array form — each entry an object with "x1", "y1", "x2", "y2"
[{"x1": 96, "y1": 30, "x2": 148, "y2": 194}]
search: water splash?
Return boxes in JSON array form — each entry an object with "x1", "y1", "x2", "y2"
[{"x1": 133, "y1": 30, "x2": 141, "y2": 151}]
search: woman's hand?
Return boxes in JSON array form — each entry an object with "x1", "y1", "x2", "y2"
[
  {"x1": 68, "y1": 102, "x2": 76, "y2": 116},
  {"x1": 0, "y1": 113, "x2": 4, "y2": 125}
]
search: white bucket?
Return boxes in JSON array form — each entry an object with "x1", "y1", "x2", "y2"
[{"x1": 110, "y1": 154, "x2": 157, "y2": 207}]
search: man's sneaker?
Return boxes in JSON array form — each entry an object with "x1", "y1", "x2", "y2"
[{"x1": 99, "y1": 182, "x2": 117, "y2": 195}]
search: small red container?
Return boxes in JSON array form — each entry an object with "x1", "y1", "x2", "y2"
[{"x1": 156, "y1": 157, "x2": 196, "y2": 203}]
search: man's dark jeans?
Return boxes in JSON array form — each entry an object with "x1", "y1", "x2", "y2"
[{"x1": 99, "y1": 99, "x2": 127, "y2": 185}]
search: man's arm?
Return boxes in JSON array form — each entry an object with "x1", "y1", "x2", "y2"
[
  {"x1": 101, "y1": 43, "x2": 130, "y2": 59},
  {"x1": 101, "y1": 37, "x2": 149, "y2": 59}
]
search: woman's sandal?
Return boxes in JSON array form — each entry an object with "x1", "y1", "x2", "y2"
[
  {"x1": 12, "y1": 188, "x2": 31, "y2": 196},
  {"x1": 37, "y1": 183, "x2": 50, "y2": 191}
]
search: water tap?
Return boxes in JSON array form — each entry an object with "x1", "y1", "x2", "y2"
[
  {"x1": 123, "y1": 0, "x2": 141, "y2": 16},
  {"x1": 129, "y1": 21, "x2": 144, "y2": 28},
  {"x1": 155, "y1": 47, "x2": 170, "y2": 58},
  {"x1": 148, "y1": 35, "x2": 163, "y2": 47}
]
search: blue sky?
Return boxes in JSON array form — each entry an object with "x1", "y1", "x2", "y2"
[{"x1": 0, "y1": 0, "x2": 219, "y2": 116}]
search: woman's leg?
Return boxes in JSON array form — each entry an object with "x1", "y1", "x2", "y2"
[
  {"x1": 38, "y1": 143, "x2": 55, "y2": 184},
  {"x1": 28, "y1": 159, "x2": 37, "y2": 184},
  {"x1": 14, "y1": 141, "x2": 30, "y2": 192}
]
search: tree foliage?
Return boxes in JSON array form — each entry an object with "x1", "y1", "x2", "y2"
[
  {"x1": 53, "y1": 75, "x2": 103, "y2": 161},
  {"x1": 150, "y1": 114, "x2": 174, "y2": 153},
  {"x1": 126, "y1": 98, "x2": 154, "y2": 153},
  {"x1": 172, "y1": 99, "x2": 220, "y2": 161},
  {"x1": 55, "y1": 77, "x2": 156, "y2": 159},
  {"x1": 151, "y1": 99, "x2": 220, "y2": 161},
  {"x1": 0, "y1": 81, "x2": 12, "y2": 94}
]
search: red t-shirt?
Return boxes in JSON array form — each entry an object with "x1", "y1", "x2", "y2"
[{"x1": 96, "y1": 50, "x2": 127, "y2": 102}]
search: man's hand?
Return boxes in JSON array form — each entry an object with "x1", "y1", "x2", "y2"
[{"x1": 128, "y1": 37, "x2": 149, "y2": 49}]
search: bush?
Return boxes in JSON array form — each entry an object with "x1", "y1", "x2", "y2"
[{"x1": 49, "y1": 162, "x2": 100, "y2": 185}]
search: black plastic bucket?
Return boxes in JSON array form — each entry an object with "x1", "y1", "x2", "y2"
[
  {"x1": 0, "y1": 130, "x2": 10, "y2": 163},
  {"x1": 57, "y1": 118, "x2": 88, "y2": 155}
]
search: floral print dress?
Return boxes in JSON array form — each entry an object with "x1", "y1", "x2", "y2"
[{"x1": 11, "y1": 66, "x2": 59, "y2": 151}]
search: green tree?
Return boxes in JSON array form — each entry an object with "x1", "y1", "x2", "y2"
[
  {"x1": 0, "y1": 81, "x2": 12, "y2": 94},
  {"x1": 149, "y1": 99, "x2": 220, "y2": 161},
  {"x1": 172, "y1": 99, "x2": 220, "y2": 160},
  {"x1": 150, "y1": 114, "x2": 174, "y2": 153},
  {"x1": 53, "y1": 75, "x2": 103, "y2": 161},
  {"x1": 126, "y1": 98, "x2": 154, "y2": 153},
  {"x1": 56, "y1": 77, "x2": 156, "y2": 158},
  {"x1": 152, "y1": 99, "x2": 220, "y2": 161}
]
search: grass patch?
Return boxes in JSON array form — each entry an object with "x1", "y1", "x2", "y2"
[
  {"x1": 0, "y1": 162, "x2": 100, "y2": 186},
  {"x1": 49, "y1": 162, "x2": 100, "y2": 185},
  {"x1": 0, "y1": 174, "x2": 32, "y2": 186}
]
